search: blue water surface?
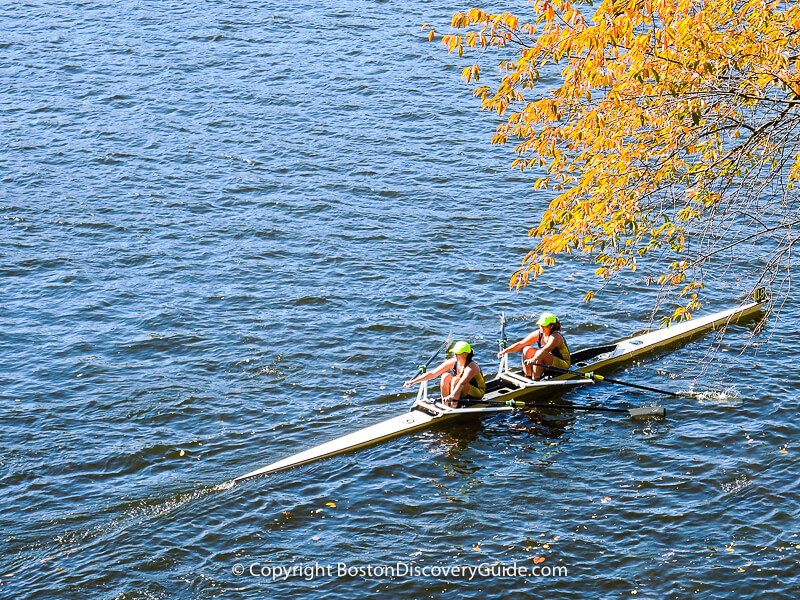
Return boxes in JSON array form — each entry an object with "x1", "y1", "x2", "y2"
[{"x1": 1, "y1": 1, "x2": 798, "y2": 599}]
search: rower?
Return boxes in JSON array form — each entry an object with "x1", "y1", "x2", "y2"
[
  {"x1": 404, "y1": 341, "x2": 486, "y2": 407},
  {"x1": 498, "y1": 312, "x2": 571, "y2": 381}
]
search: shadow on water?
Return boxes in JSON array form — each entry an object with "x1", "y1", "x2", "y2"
[{"x1": 415, "y1": 408, "x2": 576, "y2": 492}]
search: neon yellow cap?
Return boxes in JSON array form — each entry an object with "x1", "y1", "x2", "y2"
[
  {"x1": 536, "y1": 312, "x2": 558, "y2": 327},
  {"x1": 449, "y1": 341, "x2": 472, "y2": 354}
]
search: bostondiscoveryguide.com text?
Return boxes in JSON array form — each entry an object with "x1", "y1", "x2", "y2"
[{"x1": 231, "y1": 561, "x2": 568, "y2": 582}]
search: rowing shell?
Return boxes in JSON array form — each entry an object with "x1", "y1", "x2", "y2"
[{"x1": 233, "y1": 292, "x2": 766, "y2": 482}]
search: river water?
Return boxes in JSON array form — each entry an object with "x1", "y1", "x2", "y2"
[{"x1": 2, "y1": 1, "x2": 798, "y2": 599}]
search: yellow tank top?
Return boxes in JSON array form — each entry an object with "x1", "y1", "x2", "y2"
[
  {"x1": 457, "y1": 362, "x2": 485, "y2": 398},
  {"x1": 540, "y1": 332, "x2": 571, "y2": 366}
]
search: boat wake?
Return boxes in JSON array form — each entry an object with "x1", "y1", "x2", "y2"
[{"x1": 7, "y1": 481, "x2": 233, "y2": 581}]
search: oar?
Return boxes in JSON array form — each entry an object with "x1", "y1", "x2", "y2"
[
  {"x1": 459, "y1": 398, "x2": 665, "y2": 419},
  {"x1": 529, "y1": 362, "x2": 680, "y2": 397},
  {"x1": 498, "y1": 312, "x2": 508, "y2": 351},
  {"x1": 407, "y1": 333, "x2": 453, "y2": 406},
  {"x1": 416, "y1": 332, "x2": 453, "y2": 375}
]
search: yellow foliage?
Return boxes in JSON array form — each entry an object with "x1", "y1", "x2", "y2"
[{"x1": 435, "y1": 0, "x2": 800, "y2": 313}]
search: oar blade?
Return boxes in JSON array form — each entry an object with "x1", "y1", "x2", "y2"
[
  {"x1": 444, "y1": 331, "x2": 453, "y2": 353},
  {"x1": 628, "y1": 406, "x2": 666, "y2": 419},
  {"x1": 420, "y1": 332, "x2": 453, "y2": 371}
]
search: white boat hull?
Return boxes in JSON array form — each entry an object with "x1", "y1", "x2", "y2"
[
  {"x1": 234, "y1": 294, "x2": 766, "y2": 482},
  {"x1": 233, "y1": 410, "x2": 441, "y2": 481}
]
